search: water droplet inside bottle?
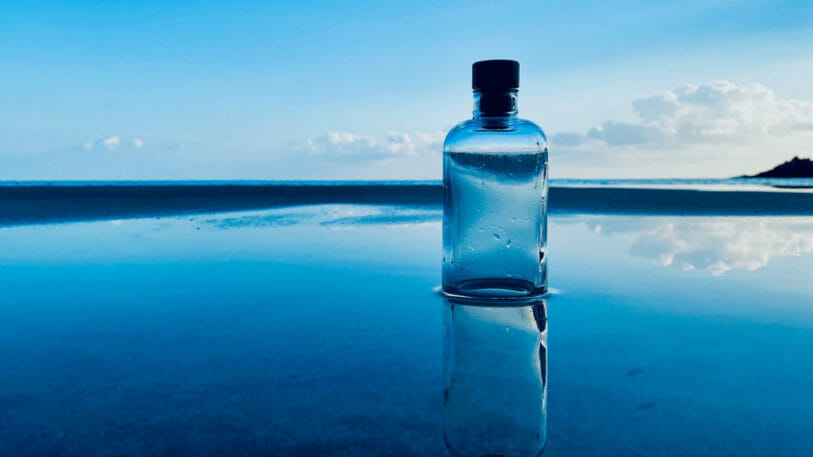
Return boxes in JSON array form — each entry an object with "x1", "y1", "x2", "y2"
[
  {"x1": 506, "y1": 238, "x2": 512, "y2": 247},
  {"x1": 492, "y1": 233, "x2": 500, "y2": 240}
]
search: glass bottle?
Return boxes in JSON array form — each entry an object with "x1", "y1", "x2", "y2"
[{"x1": 442, "y1": 60, "x2": 549, "y2": 299}]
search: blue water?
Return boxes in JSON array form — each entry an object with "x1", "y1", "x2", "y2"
[{"x1": 1, "y1": 205, "x2": 812, "y2": 456}]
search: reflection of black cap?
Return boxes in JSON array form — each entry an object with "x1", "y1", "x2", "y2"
[{"x1": 472, "y1": 60, "x2": 519, "y2": 91}]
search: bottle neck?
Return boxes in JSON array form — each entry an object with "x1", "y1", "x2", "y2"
[{"x1": 473, "y1": 90, "x2": 518, "y2": 119}]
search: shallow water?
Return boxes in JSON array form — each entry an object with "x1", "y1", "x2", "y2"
[{"x1": 1, "y1": 205, "x2": 812, "y2": 456}]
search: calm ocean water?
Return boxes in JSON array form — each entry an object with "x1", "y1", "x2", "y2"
[{"x1": 1, "y1": 203, "x2": 812, "y2": 456}]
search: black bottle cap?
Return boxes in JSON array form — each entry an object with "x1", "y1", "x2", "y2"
[{"x1": 472, "y1": 60, "x2": 519, "y2": 91}]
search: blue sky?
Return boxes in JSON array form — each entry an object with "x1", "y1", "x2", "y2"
[{"x1": 1, "y1": 0, "x2": 812, "y2": 179}]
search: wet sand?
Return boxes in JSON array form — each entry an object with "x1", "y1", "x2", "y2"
[{"x1": 2, "y1": 183, "x2": 812, "y2": 226}]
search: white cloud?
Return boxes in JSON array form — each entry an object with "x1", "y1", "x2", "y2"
[
  {"x1": 83, "y1": 135, "x2": 144, "y2": 151},
  {"x1": 102, "y1": 136, "x2": 120, "y2": 149},
  {"x1": 551, "y1": 81, "x2": 813, "y2": 177},
  {"x1": 579, "y1": 81, "x2": 813, "y2": 147},
  {"x1": 299, "y1": 130, "x2": 443, "y2": 161},
  {"x1": 550, "y1": 132, "x2": 583, "y2": 147},
  {"x1": 587, "y1": 121, "x2": 667, "y2": 145}
]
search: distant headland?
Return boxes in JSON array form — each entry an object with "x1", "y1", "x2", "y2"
[{"x1": 745, "y1": 156, "x2": 813, "y2": 178}]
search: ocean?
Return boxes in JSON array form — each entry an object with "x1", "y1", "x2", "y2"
[{"x1": 0, "y1": 182, "x2": 812, "y2": 456}]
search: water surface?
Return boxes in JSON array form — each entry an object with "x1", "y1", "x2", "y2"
[{"x1": 1, "y1": 205, "x2": 812, "y2": 456}]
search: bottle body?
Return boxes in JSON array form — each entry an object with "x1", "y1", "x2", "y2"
[{"x1": 442, "y1": 105, "x2": 548, "y2": 298}]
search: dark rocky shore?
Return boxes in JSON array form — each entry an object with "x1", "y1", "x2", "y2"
[{"x1": 747, "y1": 156, "x2": 813, "y2": 178}]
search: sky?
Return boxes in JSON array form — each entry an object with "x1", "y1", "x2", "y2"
[{"x1": 1, "y1": 0, "x2": 813, "y2": 180}]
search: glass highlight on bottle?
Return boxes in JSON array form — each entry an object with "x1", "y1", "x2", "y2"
[{"x1": 442, "y1": 60, "x2": 549, "y2": 299}]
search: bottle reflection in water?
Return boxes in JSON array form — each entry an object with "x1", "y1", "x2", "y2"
[{"x1": 443, "y1": 298, "x2": 547, "y2": 457}]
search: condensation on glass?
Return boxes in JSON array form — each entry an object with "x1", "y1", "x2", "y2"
[{"x1": 442, "y1": 60, "x2": 548, "y2": 299}]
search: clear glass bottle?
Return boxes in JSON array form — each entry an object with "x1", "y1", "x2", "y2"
[{"x1": 442, "y1": 60, "x2": 549, "y2": 299}]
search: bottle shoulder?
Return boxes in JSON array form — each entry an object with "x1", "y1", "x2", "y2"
[{"x1": 444, "y1": 117, "x2": 547, "y2": 153}]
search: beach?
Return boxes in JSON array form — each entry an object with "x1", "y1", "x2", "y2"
[{"x1": 2, "y1": 182, "x2": 813, "y2": 227}]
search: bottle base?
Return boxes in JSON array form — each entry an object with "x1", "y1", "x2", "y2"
[{"x1": 442, "y1": 278, "x2": 547, "y2": 301}]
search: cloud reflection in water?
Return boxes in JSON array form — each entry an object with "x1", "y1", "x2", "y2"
[
  {"x1": 586, "y1": 217, "x2": 813, "y2": 275},
  {"x1": 202, "y1": 207, "x2": 813, "y2": 276}
]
